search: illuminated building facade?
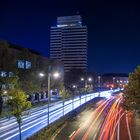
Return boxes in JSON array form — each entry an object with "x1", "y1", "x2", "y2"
[{"x1": 50, "y1": 15, "x2": 88, "y2": 73}]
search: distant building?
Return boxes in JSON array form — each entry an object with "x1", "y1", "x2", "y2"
[
  {"x1": 0, "y1": 40, "x2": 63, "y2": 91},
  {"x1": 50, "y1": 15, "x2": 88, "y2": 73},
  {"x1": 102, "y1": 73, "x2": 129, "y2": 88}
]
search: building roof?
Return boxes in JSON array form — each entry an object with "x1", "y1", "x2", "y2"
[
  {"x1": 9, "y1": 43, "x2": 41, "y2": 55},
  {"x1": 102, "y1": 73, "x2": 128, "y2": 77}
]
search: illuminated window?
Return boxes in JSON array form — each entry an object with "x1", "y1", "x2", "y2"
[
  {"x1": 2, "y1": 84, "x2": 6, "y2": 89},
  {"x1": 25, "y1": 61, "x2": 31, "y2": 69},
  {"x1": 9, "y1": 72, "x2": 13, "y2": 77},
  {"x1": 18, "y1": 60, "x2": 24, "y2": 69},
  {"x1": 1, "y1": 71, "x2": 6, "y2": 77},
  {"x1": 9, "y1": 84, "x2": 14, "y2": 89}
]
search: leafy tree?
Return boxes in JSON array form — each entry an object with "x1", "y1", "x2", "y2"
[
  {"x1": 7, "y1": 88, "x2": 31, "y2": 140},
  {"x1": 19, "y1": 71, "x2": 41, "y2": 94},
  {"x1": 0, "y1": 40, "x2": 18, "y2": 115},
  {"x1": 51, "y1": 79, "x2": 64, "y2": 91},
  {"x1": 59, "y1": 87, "x2": 70, "y2": 115},
  {"x1": 18, "y1": 48, "x2": 42, "y2": 101},
  {"x1": 123, "y1": 65, "x2": 140, "y2": 112},
  {"x1": 59, "y1": 87, "x2": 70, "y2": 100}
]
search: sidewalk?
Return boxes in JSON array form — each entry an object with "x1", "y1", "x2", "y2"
[{"x1": 134, "y1": 113, "x2": 140, "y2": 140}]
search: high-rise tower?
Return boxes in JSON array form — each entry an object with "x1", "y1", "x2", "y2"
[{"x1": 50, "y1": 15, "x2": 88, "y2": 73}]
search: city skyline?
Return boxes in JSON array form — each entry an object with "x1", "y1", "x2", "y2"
[{"x1": 0, "y1": 0, "x2": 140, "y2": 73}]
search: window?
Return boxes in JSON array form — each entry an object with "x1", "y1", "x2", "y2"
[
  {"x1": 18, "y1": 60, "x2": 24, "y2": 69},
  {"x1": 9, "y1": 84, "x2": 14, "y2": 89},
  {"x1": 26, "y1": 61, "x2": 31, "y2": 69},
  {"x1": 9, "y1": 72, "x2": 13, "y2": 77},
  {"x1": 2, "y1": 84, "x2": 6, "y2": 89},
  {"x1": 1, "y1": 71, "x2": 6, "y2": 77}
]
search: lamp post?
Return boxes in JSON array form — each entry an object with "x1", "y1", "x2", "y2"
[
  {"x1": 80, "y1": 77, "x2": 92, "y2": 103},
  {"x1": 88, "y1": 78, "x2": 92, "y2": 99},
  {"x1": 72, "y1": 85, "x2": 77, "y2": 109},
  {"x1": 113, "y1": 77, "x2": 115, "y2": 89},
  {"x1": 39, "y1": 71, "x2": 60, "y2": 126},
  {"x1": 98, "y1": 76, "x2": 101, "y2": 96}
]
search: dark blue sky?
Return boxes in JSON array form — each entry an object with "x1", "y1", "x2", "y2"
[{"x1": 0, "y1": 0, "x2": 140, "y2": 74}]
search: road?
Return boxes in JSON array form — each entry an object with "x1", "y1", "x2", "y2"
[
  {"x1": 56, "y1": 93, "x2": 134, "y2": 140},
  {"x1": 0, "y1": 90, "x2": 114, "y2": 140}
]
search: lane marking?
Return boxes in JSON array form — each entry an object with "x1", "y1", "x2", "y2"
[
  {"x1": 126, "y1": 113, "x2": 132, "y2": 140},
  {"x1": 69, "y1": 131, "x2": 76, "y2": 138},
  {"x1": 117, "y1": 113, "x2": 120, "y2": 140}
]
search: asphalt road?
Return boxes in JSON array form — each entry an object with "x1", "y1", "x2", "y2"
[
  {"x1": 55, "y1": 93, "x2": 134, "y2": 140},
  {"x1": 0, "y1": 90, "x2": 114, "y2": 140}
]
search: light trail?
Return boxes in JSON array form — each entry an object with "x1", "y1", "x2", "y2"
[
  {"x1": 81, "y1": 100, "x2": 112, "y2": 140},
  {"x1": 0, "y1": 90, "x2": 115, "y2": 140},
  {"x1": 0, "y1": 90, "x2": 114, "y2": 140},
  {"x1": 70, "y1": 98, "x2": 114, "y2": 140},
  {"x1": 110, "y1": 112, "x2": 125, "y2": 140},
  {"x1": 97, "y1": 98, "x2": 122, "y2": 140}
]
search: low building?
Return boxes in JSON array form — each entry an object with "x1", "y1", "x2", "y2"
[
  {"x1": 0, "y1": 40, "x2": 63, "y2": 102},
  {"x1": 102, "y1": 73, "x2": 128, "y2": 89}
]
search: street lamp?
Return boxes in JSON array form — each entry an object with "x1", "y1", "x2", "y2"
[
  {"x1": 81, "y1": 77, "x2": 84, "y2": 81},
  {"x1": 88, "y1": 77, "x2": 92, "y2": 82},
  {"x1": 80, "y1": 77, "x2": 92, "y2": 103},
  {"x1": 72, "y1": 84, "x2": 77, "y2": 109},
  {"x1": 113, "y1": 77, "x2": 115, "y2": 83},
  {"x1": 3, "y1": 90, "x2": 7, "y2": 103},
  {"x1": 98, "y1": 76, "x2": 101, "y2": 96},
  {"x1": 39, "y1": 71, "x2": 60, "y2": 126},
  {"x1": 39, "y1": 73, "x2": 45, "y2": 77},
  {"x1": 4, "y1": 90, "x2": 7, "y2": 94},
  {"x1": 48, "y1": 71, "x2": 60, "y2": 125},
  {"x1": 53, "y1": 72, "x2": 60, "y2": 79},
  {"x1": 72, "y1": 85, "x2": 76, "y2": 88}
]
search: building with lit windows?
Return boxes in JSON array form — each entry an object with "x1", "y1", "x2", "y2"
[
  {"x1": 0, "y1": 41, "x2": 63, "y2": 92},
  {"x1": 102, "y1": 73, "x2": 128, "y2": 88},
  {"x1": 50, "y1": 15, "x2": 88, "y2": 73}
]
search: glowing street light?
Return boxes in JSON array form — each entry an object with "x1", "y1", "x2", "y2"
[
  {"x1": 88, "y1": 77, "x2": 92, "y2": 82},
  {"x1": 39, "y1": 70, "x2": 60, "y2": 126},
  {"x1": 80, "y1": 77, "x2": 93, "y2": 102},
  {"x1": 48, "y1": 71, "x2": 60, "y2": 125},
  {"x1": 73, "y1": 85, "x2": 76, "y2": 88},
  {"x1": 4, "y1": 90, "x2": 7, "y2": 94},
  {"x1": 53, "y1": 72, "x2": 60, "y2": 78},
  {"x1": 39, "y1": 73, "x2": 45, "y2": 77},
  {"x1": 81, "y1": 77, "x2": 84, "y2": 81}
]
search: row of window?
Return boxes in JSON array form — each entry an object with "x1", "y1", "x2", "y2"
[
  {"x1": 0, "y1": 60, "x2": 32, "y2": 77},
  {"x1": 0, "y1": 71, "x2": 13, "y2": 77},
  {"x1": 18, "y1": 60, "x2": 31, "y2": 69},
  {"x1": 1, "y1": 84, "x2": 14, "y2": 89}
]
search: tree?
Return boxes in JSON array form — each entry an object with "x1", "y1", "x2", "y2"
[
  {"x1": 7, "y1": 88, "x2": 31, "y2": 140},
  {"x1": 0, "y1": 40, "x2": 18, "y2": 115},
  {"x1": 18, "y1": 48, "x2": 42, "y2": 101},
  {"x1": 59, "y1": 87, "x2": 70, "y2": 115},
  {"x1": 123, "y1": 65, "x2": 140, "y2": 112},
  {"x1": 59, "y1": 87, "x2": 70, "y2": 100}
]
